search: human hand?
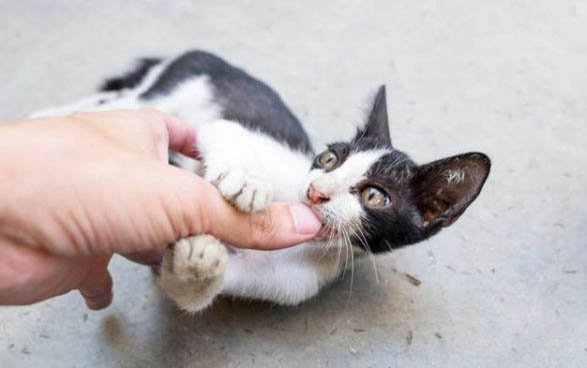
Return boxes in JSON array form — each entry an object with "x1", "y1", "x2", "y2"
[{"x1": 0, "y1": 110, "x2": 321, "y2": 309}]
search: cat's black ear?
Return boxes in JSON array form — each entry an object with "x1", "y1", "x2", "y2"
[
  {"x1": 353, "y1": 85, "x2": 392, "y2": 147},
  {"x1": 411, "y1": 153, "x2": 491, "y2": 233}
]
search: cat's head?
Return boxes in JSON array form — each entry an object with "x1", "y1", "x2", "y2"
[{"x1": 305, "y1": 86, "x2": 490, "y2": 253}]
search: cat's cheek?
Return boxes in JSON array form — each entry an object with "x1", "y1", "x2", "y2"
[
  {"x1": 318, "y1": 194, "x2": 364, "y2": 232},
  {"x1": 333, "y1": 194, "x2": 364, "y2": 223}
]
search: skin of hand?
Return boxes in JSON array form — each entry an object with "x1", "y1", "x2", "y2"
[{"x1": 0, "y1": 109, "x2": 322, "y2": 310}]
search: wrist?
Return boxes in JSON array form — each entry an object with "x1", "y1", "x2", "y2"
[{"x1": 0, "y1": 120, "x2": 55, "y2": 250}]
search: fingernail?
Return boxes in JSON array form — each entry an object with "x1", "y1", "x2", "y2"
[
  {"x1": 85, "y1": 291, "x2": 113, "y2": 310},
  {"x1": 289, "y1": 203, "x2": 322, "y2": 235}
]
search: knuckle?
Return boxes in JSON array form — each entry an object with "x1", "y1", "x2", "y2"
[
  {"x1": 249, "y1": 210, "x2": 275, "y2": 248},
  {"x1": 148, "y1": 118, "x2": 168, "y2": 144}
]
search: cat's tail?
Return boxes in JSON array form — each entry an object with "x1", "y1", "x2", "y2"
[{"x1": 100, "y1": 57, "x2": 161, "y2": 92}]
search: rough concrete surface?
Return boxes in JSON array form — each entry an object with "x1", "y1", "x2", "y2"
[{"x1": 1, "y1": 1, "x2": 586, "y2": 367}]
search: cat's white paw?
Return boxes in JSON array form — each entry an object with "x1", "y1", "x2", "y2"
[
  {"x1": 157, "y1": 235, "x2": 227, "y2": 312},
  {"x1": 172, "y1": 235, "x2": 228, "y2": 280},
  {"x1": 205, "y1": 163, "x2": 273, "y2": 212}
]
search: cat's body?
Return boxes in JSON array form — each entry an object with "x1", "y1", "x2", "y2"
[{"x1": 31, "y1": 50, "x2": 490, "y2": 312}]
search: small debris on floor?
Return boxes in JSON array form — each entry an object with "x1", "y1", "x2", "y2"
[
  {"x1": 407, "y1": 330, "x2": 413, "y2": 346},
  {"x1": 243, "y1": 328, "x2": 254, "y2": 334},
  {"x1": 435, "y1": 333, "x2": 442, "y2": 340},
  {"x1": 349, "y1": 346, "x2": 358, "y2": 355},
  {"x1": 427, "y1": 250, "x2": 436, "y2": 264},
  {"x1": 21, "y1": 347, "x2": 31, "y2": 355},
  {"x1": 83, "y1": 313, "x2": 88, "y2": 322},
  {"x1": 563, "y1": 269, "x2": 579, "y2": 274},
  {"x1": 353, "y1": 328, "x2": 366, "y2": 333},
  {"x1": 446, "y1": 265, "x2": 457, "y2": 272},
  {"x1": 329, "y1": 327, "x2": 337, "y2": 336},
  {"x1": 39, "y1": 333, "x2": 49, "y2": 339},
  {"x1": 404, "y1": 273, "x2": 421, "y2": 286}
]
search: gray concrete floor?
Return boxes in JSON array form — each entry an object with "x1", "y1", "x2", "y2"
[{"x1": 1, "y1": 1, "x2": 586, "y2": 367}]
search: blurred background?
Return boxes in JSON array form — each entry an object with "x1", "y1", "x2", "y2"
[{"x1": 1, "y1": 1, "x2": 586, "y2": 367}]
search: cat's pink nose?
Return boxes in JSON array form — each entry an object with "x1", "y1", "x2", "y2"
[{"x1": 307, "y1": 184, "x2": 330, "y2": 204}]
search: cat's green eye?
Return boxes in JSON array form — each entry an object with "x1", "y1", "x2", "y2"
[
  {"x1": 361, "y1": 187, "x2": 390, "y2": 207},
  {"x1": 317, "y1": 150, "x2": 338, "y2": 170}
]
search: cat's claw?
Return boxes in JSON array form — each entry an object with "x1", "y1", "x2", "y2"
[{"x1": 205, "y1": 164, "x2": 273, "y2": 212}]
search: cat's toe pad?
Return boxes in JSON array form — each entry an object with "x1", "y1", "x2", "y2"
[
  {"x1": 172, "y1": 235, "x2": 227, "y2": 280},
  {"x1": 206, "y1": 165, "x2": 273, "y2": 212}
]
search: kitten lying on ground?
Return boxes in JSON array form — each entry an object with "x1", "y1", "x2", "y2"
[{"x1": 32, "y1": 50, "x2": 490, "y2": 312}]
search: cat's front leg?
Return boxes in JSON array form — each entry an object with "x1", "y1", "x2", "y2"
[
  {"x1": 204, "y1": 161, "x2": 273, "y2": 213},
  {"x1": 157, "y1": 235, "x2": 227, "y2": 312},
  {"x1": 195, "y1": 120, "x2": 310, "y2": 209},
  {"x1": 197, "y1": 121, "x2": 276, "y2": 212}
]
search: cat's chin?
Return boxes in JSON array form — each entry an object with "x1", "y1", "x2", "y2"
[
  {"x1": 313, "y1": 226, "x2": 338, "y2": 242},
  {"x1": 309, "y1": 213, "x2": 342, "y2": 242}
]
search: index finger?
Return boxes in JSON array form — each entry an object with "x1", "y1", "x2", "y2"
[{"x1": 141, "y1": 108, "x2": 198, "y2": 158}]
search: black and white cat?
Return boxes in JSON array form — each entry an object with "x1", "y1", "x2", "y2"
[{"x1": 31, "y1": 50, "x2": 490, "y2": 312}]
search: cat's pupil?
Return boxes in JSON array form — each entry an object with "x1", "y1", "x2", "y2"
[
  {"x1": 361, "y1": 187, "x2": 389, "y2": 207},
  {"x1": 318, "y1": 151, "x2": 338, "y2": 169}
]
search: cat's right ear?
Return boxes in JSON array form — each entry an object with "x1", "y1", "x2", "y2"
[
  {"x1": 411, "y1": 152, "x2": 491, "y2": 234},
  {"x1": 353, "y1": 85, "x2": 392, "y2": 148}
]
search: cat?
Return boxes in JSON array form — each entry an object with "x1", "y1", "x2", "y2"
[{"x1": 31, "y1": 50, "x2": 491, "y2": 312}]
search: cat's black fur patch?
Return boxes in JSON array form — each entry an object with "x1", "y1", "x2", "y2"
[
  {"x1": 358, "y1": 153, "x2": 424, "y2": 253},
  {"x1": 100, "y1": 58, "x2": 161, "y2": 92},
  {"x1": 356, "y1": 151, "x2": 490, "y2": 253},
  {"x1": 331, "y1": 86, "x2": 491, "y2": 253},
  {"x1": 138, "y1": 51, "x2": 312, "y2": 154}
]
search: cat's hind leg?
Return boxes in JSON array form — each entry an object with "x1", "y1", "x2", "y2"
[{"x1": 157, "y1": 235, "x2": 227, "y2": 313}]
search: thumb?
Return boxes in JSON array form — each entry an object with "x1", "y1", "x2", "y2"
[
  {"x1": 77, "y1": 256, "x2": 113, "y2": 310},
  {"x1": 206, "y1": 201, "x2": 322, "y2": 250},
  {"x1": 147, "y1": 165, "x2": 323, "y2": 251}
]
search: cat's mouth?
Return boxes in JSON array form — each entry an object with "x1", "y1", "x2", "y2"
[
  {"x1": 314, "y1": 225, "x2": 338, "y2": 242},
  {"x1": 305, "y1": 202, "x2": 341, "y2": 242}
]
